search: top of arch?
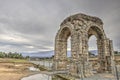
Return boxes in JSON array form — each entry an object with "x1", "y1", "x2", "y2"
[{"x1": 61, "y1": 13, "x2": 103, "y2": 26}]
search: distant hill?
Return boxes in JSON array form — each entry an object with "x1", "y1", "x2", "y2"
[
  {"x1": 90, "y1": 50, "x2": 98, "y2": 55},
  {"x1": 21, "y1": 50, "x2": 98, "y2": 58},
  {"x1": 21, "y1": 51, "x2": 54, "y2": 58}
]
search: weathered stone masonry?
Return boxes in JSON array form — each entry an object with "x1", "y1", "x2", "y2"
[{"x1": 53, "y1": 13, "x2": 114, "y2": 77}]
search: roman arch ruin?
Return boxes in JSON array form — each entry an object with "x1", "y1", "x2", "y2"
[{"x1": 53, "y1": 13, "x2": 114, "y2": 77}]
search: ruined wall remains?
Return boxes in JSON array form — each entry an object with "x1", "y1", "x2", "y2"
[{"x1": 53, "y1": 13, "x2": 114, "y2": 77}]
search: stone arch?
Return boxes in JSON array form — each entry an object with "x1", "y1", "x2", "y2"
[
  {"x1": 87, "y1": 26, "x2": 107, "y2": 72},
  {"x1": 56, "y1": 26, "x2": 72, "y2": 40},
  {"x1": 54, "y1": 26, "x2": 73, "y2": 70},
  {"x1": 53, "y1": 13, "x2": 114, "y2": 77},
  {"x1": 87, "y1": 26, "x2": 106, "y2": 39}
]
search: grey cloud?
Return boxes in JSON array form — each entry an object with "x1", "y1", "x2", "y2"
[{"x1": 0, "y1": 0, "x2": 120, "y2": 52}]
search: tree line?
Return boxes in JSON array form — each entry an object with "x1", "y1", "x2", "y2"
[
  {"x1": 0, "y1": 52, "x2": 24, "y2": 59},
  {"x1": 114, "y1": 51, "x2": 120, "y2": 55}
]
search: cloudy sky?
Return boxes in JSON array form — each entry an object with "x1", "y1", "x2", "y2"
[{"x1": 0, "y1": 0, "x2": 120, "y2": 53}]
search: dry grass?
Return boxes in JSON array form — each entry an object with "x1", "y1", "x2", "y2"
[{"x1": 0, "y1": 58, "x2": 36, "y2": 80}]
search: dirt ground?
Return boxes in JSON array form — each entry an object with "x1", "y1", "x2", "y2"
[{"x1": 0, "y1": 58, "x2": 37, "y2": 80}]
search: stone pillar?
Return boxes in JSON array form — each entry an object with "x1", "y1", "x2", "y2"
[
  {"x1": 108, "y1": 40, "x2": 115, "y2": 73},
  {"x1": 97, "y1": 38, "x2": 114, "y2": 73},
  {"x1": 54, "y1": 39, "x2": 67, "y2": 70},
  {"x1": 69, "y1": 31, "x2": 80, "y2": 76},
  {"x1": 103, "y1": 39, "x2": 110, "y2": 71},
  {"x1": 70, "y1": 32, "x2": 92, "y2": 78},
  {"x1": 103, "y1": 39, "x2": 114, "y2": 72},
  {"x1": 97, "y1": 39, "x2": 106, "y2": 72}
]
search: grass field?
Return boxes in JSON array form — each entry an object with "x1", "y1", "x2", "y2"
[
  {"x1": 0, "y1": 58, "x2": 36, "y2": 80},
  {"x1": 0, "y1": 58, "x2": 28, "y2": 62}
]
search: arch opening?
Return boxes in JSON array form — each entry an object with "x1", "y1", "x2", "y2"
[
  {"x1": 67, "y1": 37, "x2": 71, "y2": 58},
  {"x1": 55, "y1": 27, "x2": 72, "y2": 70},
  {"x1": 88, "y1": 35, "x2": 98, "y2": 72},
  {"x1": 88, "y1": 35, "x2": 98, "y2": 57},
  {"x1": 88, "y1": 26, "x2": 105, "y2": 73},
  {"x1": 59, "y1": 27, "x2": 71, "y2": 58}
]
